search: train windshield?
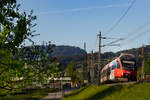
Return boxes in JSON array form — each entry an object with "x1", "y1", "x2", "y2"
[{"x1": 120, "y1": 56, "x2": 136, "y2": 71}]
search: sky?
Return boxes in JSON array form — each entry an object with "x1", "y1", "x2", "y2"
[{"x1": 18, "y1": 0, "x2": 150, "y2": 53}]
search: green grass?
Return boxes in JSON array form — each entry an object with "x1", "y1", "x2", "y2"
[
  {"x1": 64, "y1": 82, "x2": 150, "y2": 100},
  {"x1": 0, "y1": 88, "x2": 58, "y2": 100}
]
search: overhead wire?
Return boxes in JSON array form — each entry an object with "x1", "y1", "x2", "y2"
[
  {"x1": 126, "y1": 28, "x2": 150, "y2": 43},
  {"x1": 104, "y1": 0, "x2": 137, "y2": 36},
  {"x1": 120, "y1": 20, "x2": 150, "y2": 45},
  {"x1": 124, "y1": 20, "x2": 150, "y2": 40},
  {"x1": 93, "y1": 0, "x2": 138, "y2": 52},
  {"x1": 103, "y1": 38, "x2": 123, "y2": 47}
]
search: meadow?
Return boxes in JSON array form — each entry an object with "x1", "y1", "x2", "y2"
[{"x1": 64, "y1": 82, "x2": 150, "y2": 100}]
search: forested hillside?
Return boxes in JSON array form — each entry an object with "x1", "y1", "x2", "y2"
[{"x1": 52, "y1": 45, "x2": 86, "y2": 57}]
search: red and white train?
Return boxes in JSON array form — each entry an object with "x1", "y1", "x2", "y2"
[{"x1": 100, "y1": 53, "x2": 137, "y2": 83}]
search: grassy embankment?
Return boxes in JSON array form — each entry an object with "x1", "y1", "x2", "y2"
[
  {"x1": 0, "y1": 88, "x2": 58, "y2": 100},
  {"x1": 64, "y1": 82, "x2": 150, "y2": 100}
]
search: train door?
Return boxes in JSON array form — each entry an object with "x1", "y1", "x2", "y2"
[
  {"x1": 109, "y1": 60, "x2": 117, "y2": 81},
  {"x1": 110, "y1": 70, "x2": 115, "y2": 80}
]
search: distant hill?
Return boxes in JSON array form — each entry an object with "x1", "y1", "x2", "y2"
[
  {"x1": 20, "y1": 45, "x2": 87, "y2": 67},
  {"x1": 52, "y1": 45, "x2": 86, "y2": 67},
  {"x1": 52, "y1": 45, "x2": 86, "y2": 57}
]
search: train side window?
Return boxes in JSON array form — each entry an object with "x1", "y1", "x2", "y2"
[
  {"x1": 112, "y1": 66, "x2": 115, "y2": 70},
  {"x1": 108, "y1": 67, "x2": 110, "y2": 72},
  {"x1": 117, "y1": 61, "x2": 121, "y2": 69},
  {"x1": 111, "y1": 61, "x2": 117, "y2": 70}
]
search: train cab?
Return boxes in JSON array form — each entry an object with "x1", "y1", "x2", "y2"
[{"x1": 100, "y1": 53, "x2": 137, "y2": 83}]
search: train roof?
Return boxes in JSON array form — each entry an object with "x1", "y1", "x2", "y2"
[{"x1": 119, "y1": 53, "x2": 135, "y2": 58}]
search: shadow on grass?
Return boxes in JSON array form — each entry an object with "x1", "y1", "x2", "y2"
[
  {"x1": 0, "y1": 88, "x2": 59, "y2": 100},
  {"x1": 65, "y1": 86, "x2": 89, "y2": 97},
  {"x1": 85, "y1": 85, "x2": 123, "y2": 100}
]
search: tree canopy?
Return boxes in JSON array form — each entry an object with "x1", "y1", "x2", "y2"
[
  {"x1": 0, "y1": 0, "x2": 59, "y2": 95},
  {"x1": 0, "y1": 0, "x2": 36, "y2": 51}
]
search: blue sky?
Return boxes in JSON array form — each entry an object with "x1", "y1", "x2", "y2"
[{"x1": 18, "y1": 0, "x2": 150, "y2": 53}]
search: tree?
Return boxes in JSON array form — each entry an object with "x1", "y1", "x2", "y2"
[
  {"x1": 0, "y1": 48, "x2": 24, "y2": 91},
  {"x1": 144, "y1": 55, "x2": 150, "y2": 75},
  {"x1": 137, "y1": 54, "x2": 150, "y2": 79},
  {"x1": 66, "y1": 62, "x2": 74, "y2": 77},
  {"x1": 0, "y1": 1, "x2": 61, "y2": 95},
  {"x1": 0, "y1": 0, "x2": 60, "y2": 94},
  {"x1": 20, "y1": 43, "x2": 60, "y2": 87},
  {"x1": 66, "y1": 62, "x2": 83, "y2": 85},
  {"x1": 0, "y1": 0, "x2": 36, "y2": 52},
  {"x1": 0, "y1": 0, "x2": 36, "y2": 92}
]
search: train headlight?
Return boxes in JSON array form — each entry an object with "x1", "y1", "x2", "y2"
[{"x1": 124, "y1": 73, "x2": 129, "y2": 78}]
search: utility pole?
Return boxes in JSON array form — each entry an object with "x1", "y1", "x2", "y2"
[
  {"x1": 87, "y1": 53, "x2": 91, "y2": 83},
  {"x1": 90, "y1": 50, "x2": 94, "y2": 84},
  {"x1": 83, "y1": 42, "x2": 87, "y2": 81},
  {"x1": 141, "y1": 45, "x2": 145, "y2": 80},
  {"x1": 96, "y1": 32, "x2": 123, "y2": 85},
  {"x1": 61, "y1": 74, "x2": 63, "y2": 100},
  {"x1": 84, "y1": 42, "x2": 86, "y2": 52},
  {"x1": 98, "y1": 32, "x2": 101, "y2": 85}
]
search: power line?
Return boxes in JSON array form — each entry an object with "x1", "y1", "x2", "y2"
[
  {"x1": 118, "y1": 20, "x2": 150, "y2": 47},
  {"x1": 128, "y1": 28, "x2": 150, "y2": 42},
  {"x1": 112, "y1": 28, "x2": 150, "y2": 52},
  {"x1": 124, "y1": 20, "x2": 150, "y2": 40},
  {"x1": 93, "y1": 34, "x2": 123, "y2": 51},
  {"x1": 122, "y1": 28, "x2": 150, "y2": 46},
  {"x1": 103, "y1": 38, "x2": 124, "y2": 47},
  {"x1": 104, "y1": 0, "x2": 137, "y2": 36}
]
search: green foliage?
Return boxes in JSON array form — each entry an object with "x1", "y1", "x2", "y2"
[
  {"x1": 64, "y1": 83, "x2": 150, "y2": 100},
  {"x1": 19, "y1": 43, "x2": 60, "y2": 87},
  {"x1": 145, "y1": 55, "x2": 150, "y2": 75},
  {"x1": 137, "y1": 67, "x2": 142, "y2": 79},
  {"x1": 137, "y1": 54, "x2": 150, "y2": 79},
  {"x1": 66, "y1": 62, "x2": 74, "y2": 77},
  {"x1": 0, "y1": 0, "x2": 37, "y2": 93},
  {"x1": 0, "y1": 0, "x2": 60, "y2": 94},
  {"x1": 0, "y1": 48, "x2": 24, "y2": 93},
  {"x1": 72, "y1": 70, "x2": 83, "y2": 84},
  {"x1": 0, "y1": 0, "x2": 36, "y2": 51},
  {"x1": 66, "y1": 62, "x2": 83, "y2": 84}
]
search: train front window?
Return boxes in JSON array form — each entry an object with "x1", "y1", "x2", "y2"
[
  {"x1": 116, "y1": 61, "x2": 121, "y2": 69},
  {"x1": 122, "y1": 60, "x2": 136, "y2": 71},
  {"x1": 110, "y1": 60, "x2": 121, "y2": 70}
]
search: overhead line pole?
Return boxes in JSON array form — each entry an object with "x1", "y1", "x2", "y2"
[
  {"x1": 141, "y1": 45, "x2": 145, "y2": 80},
  {"x1": 83, "y1": 42, "x2": 87, "y2": 81},
  {"x1": 98, "y1": 32, "x2": 101, "y2": 85},
  {"x1": 90, "y1": 50, "x2": 94, "y2": 84},
  {"x1": 97, "y1": 32, "x2": 123, "y2": 85}
]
